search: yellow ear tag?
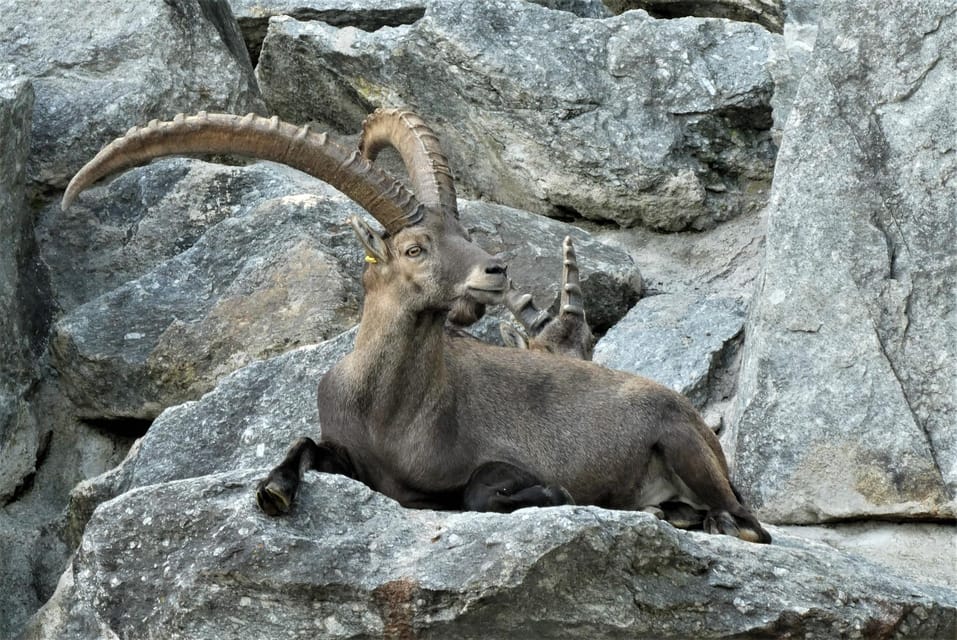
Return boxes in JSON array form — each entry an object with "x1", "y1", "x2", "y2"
[{"x1": 364, "y1": 255, "x2": 378, "y2": 264}]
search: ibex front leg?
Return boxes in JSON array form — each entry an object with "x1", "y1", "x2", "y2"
[
  {"x1": 256, "y1": 438, "x2": 356, "y2": 516},
  {"x1": 463, "y1": 461, "x2": 574, "y2": 513}
]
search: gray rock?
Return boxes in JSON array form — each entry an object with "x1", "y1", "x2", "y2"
[
  {"x1": 23, "y1": 469, "x2": 957, "y2": 639},
  {"x1": 51, "y1": 180, "x2": 369, "y2": 421},
  {"x1": 590, "y1": 204, "x2": 766, "y2": 300},
  {"x1": 72, "y1": 329, "x2": 357, "y2": 513},
  {"x1": 729, "y1": 0, "x2": 957, "y2": 522},
  {"x1": 228, "y1": 0, "x2": 427, "y2": 64},
  {"x1": 256, "y1": 0, "x2": 779, "y2": 229},
  {"x1": 0, "y1": 0, "x2": 264, "y2": 188},
  {"x1": 777, "y1": 522, "x2": 956, "y2": 591},
  {"x1": 768, "y1": 0, "x2": 820, "y2": 139},
  {"x1": 0, "y1": 79, "x2": 43, "y2": 503},
  {"x1": 38, "y1": 158, "x2": 329, "y2": 313},
  {"x1": 604, "y1": 0, "x2": 784, "y2": 33},
  {"x1": 1, "y1": 379, "x2": 135, "y2": 640},
  {"x1": 593, "y1": 294, "x2": 745, "y2": 409}
]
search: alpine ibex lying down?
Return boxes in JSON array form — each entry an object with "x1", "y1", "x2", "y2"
[{"x1": 63, "y1": 109, "x2": 771, "y2": 543}]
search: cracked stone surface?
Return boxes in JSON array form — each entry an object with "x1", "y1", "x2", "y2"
[
  {"x1": 729, "y1": 0, "x2": 957, "y2": 523},
  {"x1": 0, "y1": 0, "x2": 264, "y2": 189},
  {"x1": 23, "y1": 470, "x2": 957, "y2": 639},
  {"x1": 255, "y1": 0, "x2": 779, "y2": 229}
]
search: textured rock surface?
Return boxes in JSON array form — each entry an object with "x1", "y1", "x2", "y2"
[
  {"x1": 256, "y1": 0, "x2": 778, "y2": 229},
  {"x1": 37, "y1": 159, "x2": 326, "y2": 313},
  {"x1": 767, "y1": 0, "x2": 820, "y2": 139},
  {"x1": 0, "y1": 380, "x2": 135, "y2": 640},
  {"x1": 50, "y1": 182, "x2": 367, "y2": 421},
  {"x1": 730, "y1": 0, "x2": 957, "y2": 522},
  {"x1": 0, "y1": 0, "x2": 264, "y2": 188},
  {"x1": 228, "y1": 0, "x2": 427, "y2": 63},
  {"x1": 0, "y1": 79, "x2": 43, "y2": 504},
  {"x1": 69, "y1": 330, "x2": 356, "y2": 519},
  {"x1": 777, "y1": 522, "x2": 956, "y2": 591},
  {"x1": 23, "y1": 470, "x2": 957, "y2": 640},
  {"x1": 604, "y1": 0, "x2": 784, "y2": 32}
]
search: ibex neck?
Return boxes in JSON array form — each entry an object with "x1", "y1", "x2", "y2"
[{"x1": 349, "y1": 293, "x2": 449, "y2": 408}]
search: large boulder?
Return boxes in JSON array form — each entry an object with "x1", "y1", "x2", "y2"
[
  {"x1": 24, "y1": 470, "x2": 957, "y2": 639},
  {"x1": 0, "y1": 0, "x2": 264, "y2": 188},
  {"x1": 256, "y1": 0, "x2": 779, "y2": 230},
  {"x1": 50, "y1": 176, "x2": 369, "y2": 421},
  {"x1": 0, "y1": 79, "x2": 44, "y2": 504},
  {"x1": 729, "y1": 0, "x2": 957, "y2": 522},
  {"x1": 37, "y1": 159, "x2": 327, "y2": 314}
]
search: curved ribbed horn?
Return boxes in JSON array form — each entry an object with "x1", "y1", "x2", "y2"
[
  {"x1": 358, "y1": 108, "x2": 458, "y2": 219},
  {"x1": 61, "y1": 112, "x2": 424, "y2": 234}
]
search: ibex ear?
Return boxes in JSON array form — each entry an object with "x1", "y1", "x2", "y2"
[{"x1": 348, "y1": 216, "x2": 390, "y2": 265}]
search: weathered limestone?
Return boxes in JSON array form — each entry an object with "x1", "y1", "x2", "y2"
[
  {"x1": 0, "y1": 0, "x2": 264, "y2": 188},
  {"x1": 256, "y1": 0, "x2": 778, "y2": 229},
  {"x1": 593, "y1": 294, "x2": 745, "y2": 410},
  {"x1": 729, "y1": 0, "x2": 957, "y2": 522},
  {"x1": 23, "y1": 470, "x2": 957, "y2": 639}
]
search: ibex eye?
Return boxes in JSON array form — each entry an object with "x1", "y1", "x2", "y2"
[{"x1": 406, "y1": 246, "x2": 422, "y2": 258}]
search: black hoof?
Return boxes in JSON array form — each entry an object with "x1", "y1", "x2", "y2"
[{"x1": 255, "y1": 470, "x2": 298, "y2": 516}]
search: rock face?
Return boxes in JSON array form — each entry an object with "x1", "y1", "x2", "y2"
[
  {"x1": 23, "y1": 471, "x2": 957, "y2": 640},
  {"x1": 0, "y1": 79, "x2": 37, "y2": 503},
  {"x1": 0, "y1": 0, "x2": 264, "y2": 188},
  {"x1": 256, "y1": 0, "x2": 779, "y2": 229},
  {"x1": 729, "y1": 0, "x2": 957, "y2": 522}
]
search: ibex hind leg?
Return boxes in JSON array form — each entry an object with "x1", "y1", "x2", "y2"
[
  {"x1": 256, "y1": 437, "x2": 355, "y2": 516},
  {"x1": 662, "y1": 437, "x2": 772, "y2": 544},
  {"x1": 463, "y1": 461, "x2": 574, "y2": 513}
]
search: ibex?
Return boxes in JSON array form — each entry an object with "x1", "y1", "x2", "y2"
[{"x1": 63, "y1": 109, "x2": 771, "y2": 543}]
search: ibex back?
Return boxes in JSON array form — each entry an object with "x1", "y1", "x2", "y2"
[{"x1": 63, "y1": 109, "x2": 770, "y2": 543}]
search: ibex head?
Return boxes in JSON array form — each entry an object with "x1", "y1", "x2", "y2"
[
  {"x1": 61, "y1": 110, "x2": 508, "y2": 317},
  {"x1": 350, "y1": 213, "x2": 507, "y2": 315},
  {"x1": 353, "y1": 109, "x2": 506, "y2": 318}
]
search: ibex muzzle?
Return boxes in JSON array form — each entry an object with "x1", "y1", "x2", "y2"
[{"x1": 63, "y1": 109, "x2": 770, "y2": 544}]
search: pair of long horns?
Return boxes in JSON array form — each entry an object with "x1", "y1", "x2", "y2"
[{"x1": 62, "y1": 109, "x2": 458, "y2": 235}]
